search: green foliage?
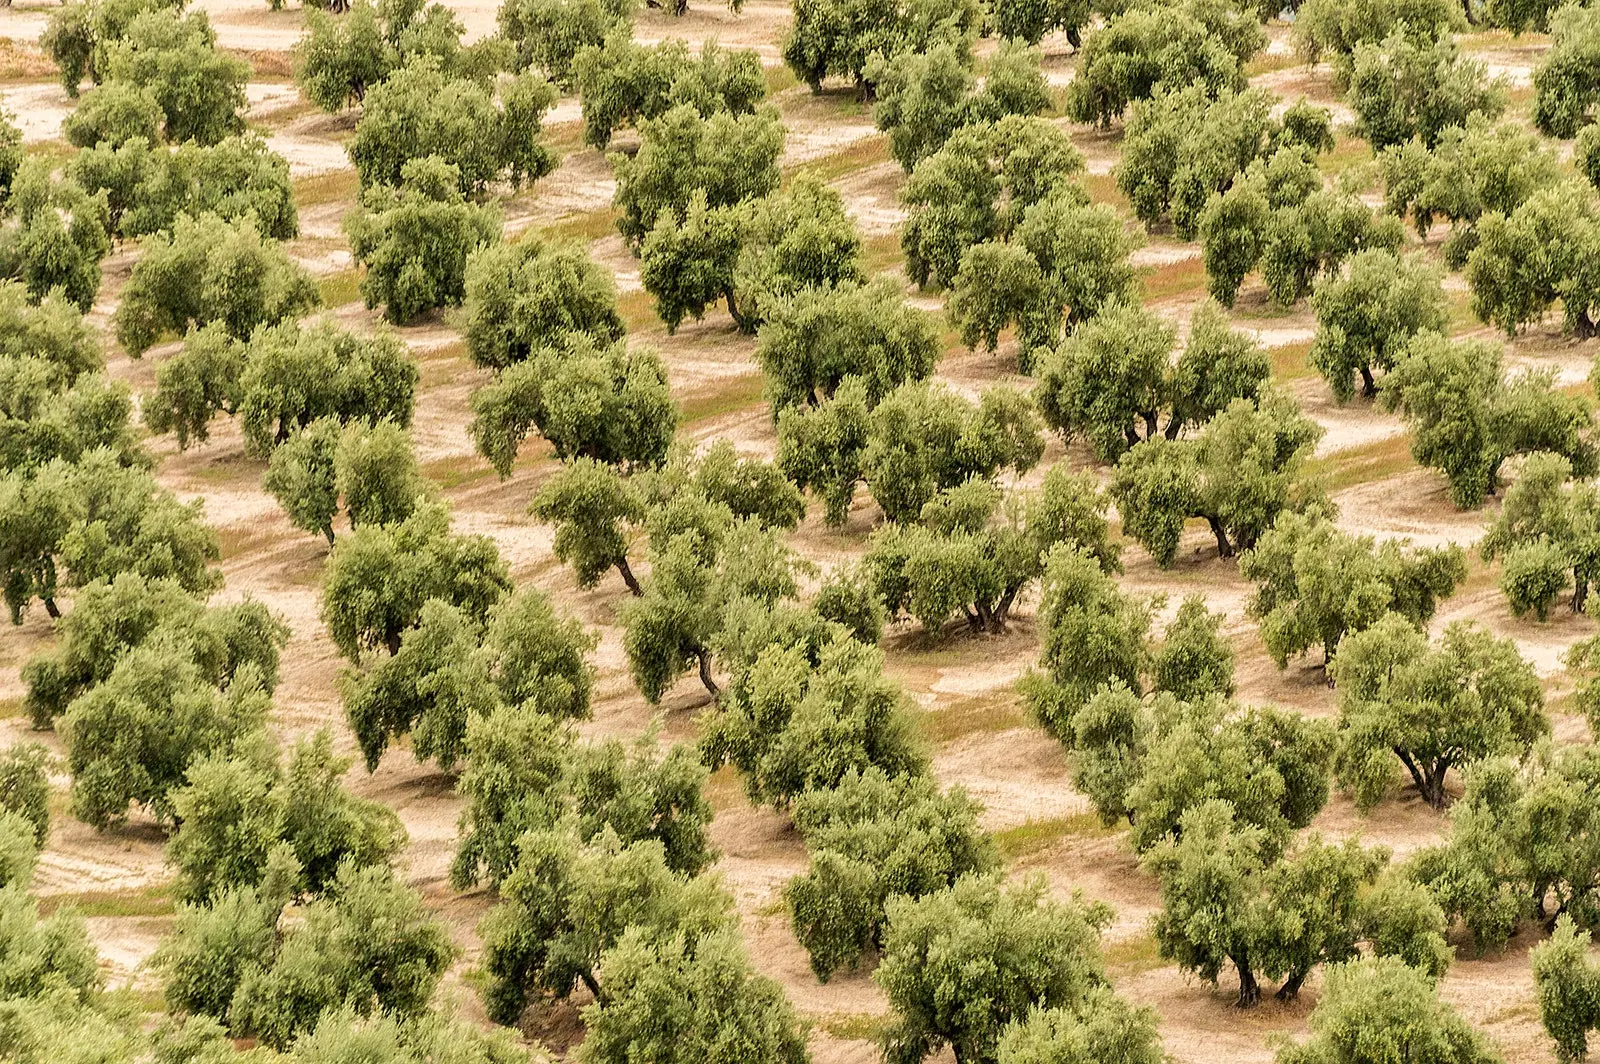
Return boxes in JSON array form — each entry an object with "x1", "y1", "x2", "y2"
[
  {"x1": 346, "y1": 155, "x2": 501, "y2": 325},
  {"x1": 1484, "y1": 452, "x2": 1600, "y2": 617},
  {"x1": 573, "y1": 34, "x2": 765, "y2": 149},
  {"x1": 1240, "y1": 511, "x2": 1467, "y2": 668},
  {"x1": 1292, "y1": 0, "x2": 1463, "y2": 77},
  {"x1": 993, "y1": 994, "x2": 1165, "y2": 1064},
  {"x1": 478, "y1": 828, "x2": 734, "y2": 1023},
  {"x1": 991, "y1": 0, "x2": 1089, "y2": 44},
  {"x1": 575, "y1": 927, "x2": 809, "y2": 1064},
  {"x1": 1466, "y1": 181, "x2": 1600, "y2": 337},
  {"x1": 320, "y1": 501, "x2": 511, "y2": 659},
  {"x1": 234, "y1": 320, "x2": 418, "y2": 457},
  {"x1": 758, "y1": 277, "x2": 939, "y2": 414},
  {"x1": 1533, "y1": 915, "x2": 1600, "y2": 1062},
  {"x1": 867, "y1": 41, "x2": 1049, "y2": 172},
  {"x1": 1348, "y1": 31, "x2": 1506, "y2": 152},
  {"x1": 1276, "y1": 956, "x2": 1498, "y2": 1064},
  {"x1": 1145, "y1": 800, "x2": 1433, "y2": 1006},
  {"x1": 1310, "y1": 250, "x2": 1448, "y2": 402},
  {"x1": 786, "y1": 768, "x2": 996, "y2": 981},
  {"x1": 101, "y1": 9, "x2": 248, "y2": 145},
  {"x1": 1381, "y1": 331, "x2": 1595, "y2": 508},
  {"x1": 1065, "y1": 0, "x2": 1261, "y2": 127},
  {"x1": 293, "y1": 0, "x2": 493, "y2": 113},
  {"x1": 0, "y1": 161, "x2": 112, "y2": 312},
  {"x1": 1152, "y1": 596, "x2": 1235, "y2": 702},
  {"x1": 113, "y1": 212, "x2": 318, "y2": 356},
  {"x1": 1126, "y1": 700, "x2": 1336, "y2": 853},
  {"x1": 21, "y1": 570, "x2": 285, "y2": 728},
  {"x1": 1035, "y1": 299, "x2": 1272, "y2": 464},
  {"x1": 902, "y1": 114, "x2": 1084, "y2": 291},
  {"x1": 61, "y1": 81, "x2": 162, "y2": 148},
  {"x1": 468, "y1": 335, "x2": 676, "y2": 476},
  {"x1": 782, "y1": 0, "x2": 983, "y2": 92},
  {"x1": 500, "y1": 0, "x2": 633, "y2": 86},
  {"x1": 58, "y1": 642, "x2": 270, "y2": 829},
  {"x1": 610, "y1": 103, "x2": 783, "y2": 247},
  {"x1": 460, "y1": 236, "x2": 624, "y2": 370},
  {"x1": 158, "y1": 861, "x2": 454, "y2": 1048},
  {"x1": 702, "y1": 634, "x2": 927, "y2": 805},
  {"x1": 0, "y1": 746, "x2": 51, "y2": 848},
  {"x1": 876, "y1": 874, "x2": 1112, "y2": 1064},
  {"x1": 349, "y1": 58, "x2": 556, "y2": 193},
  {"x1": 1331, "y1": 614, "x2": 1546, "y2": 809},
  {"x1": 0, "y1": 884, "x2": 100, "y2": 1002},
  {"x1": 1536, "y1": 3, "x2": 1600, "y2": 138},
  {"x1": 864, "y1": 467, "x2": 1107, "y2": 634},
  {"x1": 166, "y1": 729, "x2": 404, "y2": 903},
  {"x1": 530, "y1": 457, "x2": 648, "y2": 592}
]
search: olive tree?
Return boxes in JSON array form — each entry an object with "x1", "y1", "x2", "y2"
[
  {"x1": 499, "y1": 0, "x2": 633, "y2": 86},
  {"x1": 348, "y1": 57, "x2": 557, "y2": 192},
  {"x1": 469, "y1": 336, "x2": 677, "y2": 476},
  {"x1": 0, "y1": 162, "x2": 112, "y2": 312},
  {"x1": 867, "y1": 41, "x2": 1050, "y2": 172},
  {"x1": 876, "y1": 874, "x2": 1113, "y2": 1064},
  {"x1": 1533, "y1": 916, "x2": 1600, "y2": 1063},
  {"x1": 1482, "y1": 452, "x2": 1600, "y2": 616},
  {"x1": 0, "y1": 745, "x2": 51, "y2": 847},
  {"x1": 573, "y1": 34, "x2": 765, "y2": 149},
  {"x1": 346, "y1": 155, "x2": 501, "y2": 325},
  {"x1": 1240, "y1": 511, "x2": 1468, "y2": 668},
  {"x1": 320, "y1": 501, "x2": 511, "y2": 658},
  {"x1": 901, "y1": 114, "x2": 1084, "y2": 291},
  {"x1": 865, "y1": 466, "x2": 1117, "y2": 633},
  {"x1": 113, "y1": 212, "x2": 318, "y2": 356},
  {"x1": 530, "y1": 457, "x2": 648, "y2": 593},
  {"x1": 235, "y1": 320, "x2": 418, "y2": 456},
  {"x1": 293, "y1": 0, "x2": 492, "y2": 113},
  {"x1": 1276, "y1": 957, "x2": 1497, "y2": 1064},
  {"x1": 781, "y1": 0, "x2": 983, "y2": 94},
  {"x1": 757, "y1": 278, "x2": 939, "y2": 413},
  {"x1": 1292, "y1": 0, "x2": 1462, "y2": 77},
  {"x1": 1331, "y1": 613, "x2": 1546, "y2": 809},
  {"x1": 991, "y1": 0, "x2": 1088, "y2": 44},
  {"x1": 1466, "y1": 181, "x2": 1600, "y2": 337},
  {"x1": 1309, "y1": 250, "x2": 1448, "y2": 402},
  {"x1": 61, "y1": 81, "x2": 162, "y2": 148},
  {"x1": 610, "y1": 103, "x2": 783, "y2": 247},
  {"x1": 1145, "y1": 800, "x2": 1444, "y2": 1006},
  {"x1": 785, "y1": 768, "x2": 996, "y2": 982},
  {"x1": 1033, "y1": 299, "x2": 1271, "y2": 462},
  {"x1": 1381, "y1": 332, "x2": 1596, "y2": 508},
  {"x1": 1348, "y1": 31, "x2": 1506, "y2": 151},
  {"x1": 1111, "y1": 391, "x2": 1325, "y2": 566},
  {"x1": 1064, "y1": 0, "x2": 1261, "y2": 127},
  {"x1": 1535, "y1": 3, "x2": 1600, "y2": 138},
  {"x1": 100, "y1": 9, "x2": 249, "y2": 145},
  {"x1": 460, "y1": 236, "x2": 624, "y2": 370},
  {"x1": 82, "y1": 134, "x2": 300, "y2": 241}
]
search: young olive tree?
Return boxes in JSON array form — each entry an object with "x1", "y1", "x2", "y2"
[
  {"x1": 781, "y1": 0, "x2": 983, "y2": 94},
  {"x1": 346, "y1": 154, "x2": 502, "y2": 325},
  {"x1": 530, "y1": 457, "x2": 648, "y2": 594},
  {"x1": 100, "y1": 9, "x2": 249, "y2": 145},
  {"x1": 1292, "y1": 0, "x2": 1463, "y2": 78},
  {"x1": 113, "y1": 212, "x2": 318, "y2": 356},
  {"x1": 1309, "y1": 250, "x2": 1448, "y2": 402},
  {"x1": 1240, "y1": 511, "x2": 1468, "y2": 668},
  {"x1": 1482, "y1": 452, "x2": 1600, "y2": 616},
  {"x1": 1533, "y1": 916, "x2": 1600, "y2": 1063},
  {"x1": 1034, "y1": 299, "x2": 1271, "y2": 462},
  {"x1": 0, "y1": 162, "x2": 112, "y2": 312},
  {"x1": 1331, "y1": 613, "x2": 1546, "y2": 809},
  {"x1": 499, "y1": 0, "x2": 633, "y2": 87}
]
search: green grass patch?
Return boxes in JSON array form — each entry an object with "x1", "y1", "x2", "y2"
[
  {"x1": 994, "y1": 813, "x2": 1118, "y2": 860},
  {"x1": 0, "y1": 698, "x2": 21, "y2": 721},
  {"x1": 39, "y1": 884, "x2": 174, "y2": 919},
  {"x1": 318, "y1": 268, "x2": 363, "y2": 308},
  {"x1": 1318, "y1": 136, "x2": 1373, "y2": 179},
  {"x1": 862, "y1": 231, "x2": 905, "y2": 275},
  {"x1": 789, "y1": 135, "x2": 892, "y2": 185},
  {"x1": 1445, "y1": 288, "x2": 1479, "y2": 334},
  {"x1": 918, "y1": 692, "x2": 1027, "y2": 744},
  {"x1": 23, "y1": 140, "x2": 74, "y2": 162},
  {"x1": 540, "y1": 206, "x2": 619, "y2": 243},
  {"x1": 294, "y1": 169, "x2": 359, "y2": 210},
  {"x1": 1269, "y1": 339, "x2": 1316, "y2": 382},
  {"x1": 617, "y1": 287, "x2": 661, "y2": 333},
  {"x1": 1245, "y1": 51, "x2": 1298, "y2": 77},
  {"x1": 542, "y1": 121, "x2": 590, "y2": 158},
  {"x1": 765, "y1": 64, "x2": 801, "y2": 95},
  {"x1": 1308, "y1": 432, "x2": 1417, "y2": 493},
  {"x1": 1140, "y1": 255, "x2": 1207, "y2": 302},
  {"x1": 1083, "y1": 173, "x2": 1129, "y2": 210},
  {"x1": 421, "y1": 452, "x2": 500, "y2": 492},
  {"x1": 679, "y1": 373, "x2": 766, "y2": 426},
  {"x1": 816, "y1": 1012, "x2": 891, "y2": 1042},
  {"x1": 1103, "y1": 933, "x2": 1165, "y2": 977},
  {"x1": 216, "y1": 523, "x2": 281, "y2": 562}
]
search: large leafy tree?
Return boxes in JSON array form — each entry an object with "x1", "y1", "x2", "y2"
[
  {"x1": 346, "y1": 154, "x2": 501, "y2": 325},
  {"x1": 1292, "y1": 0, "x2": 1463, "y2": 78},
  {"x1": 1482, "y1": 451, "x2": 1600, "y2": 616},
  {"x1": 1466, "y1": 181, "x2": 1600, "y2": 337},
  {"x1": 460, "y1": 235, "x2": 624, "y2": 370},
  {"x1": 781, "y1": 0, "x2": 982, "y2": 94},
  {"x1": 99, "y1": 8, "x2": 249, "y2": 145},
  {"x1": 1535, "y1": 2, "x2": 1600, "y2": 137},
  {"x1": 1330, "y1": 613, "x2": 1546, "y2": 809},
  {"x1": 500, "y1": 0, "x2": 634, "y2": 86},
  {"x1": 1240, "y1": 511, "x2": 1468, "y2": 668},
  {"x1": 530, "y1": 457, "x2": 649, "y2": 594},
  {"x1": 0, "y1": 161, "x2": 113, "y2": 312},
  {"x1": 610, "y1": 104, "x2": 784, "y2": 247},
  {"x1": 1034, "y1": 299, "x2": 1271, "y2": 462},
  {"x1": 1309, "y1": 250, "x2": 1448, "y2": 402},
  {"x1": 875, "y1": 874, "x2": 1114, "y2": 1064},
  {"x1": 1111, "y1": 390, "x2": 1325, "y2": 566},
  {"x1": 320, "y1": 501, "x2": 511, "y2": 658},
  {"x1": 1347, "y1": 30, "x2": 1506, "y2": 151},
  {"x1": 113, "y1": 213, "x2": 318, "y2": 356},
  {"x1": 573, "y1": 34, "x2": 765, "y2": 149},
  {"x1": 1381, "y1": 332, "x2": 1596, "y2": 508},
  {"x1": 1533, "y1": 916, "x2": 1600, "y2": 1063}
]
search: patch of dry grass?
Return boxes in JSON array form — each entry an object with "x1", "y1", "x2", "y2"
[
  {"x1": 38, "y1": 884, "x2": 174, "y2": 919},
  {"x1": 679, "y1": 373, "x2": 766, "y2": 426},
  {"x1": 994, "y1": 813, "x2": 1118, "y2": 860},
  {"x1": 1140, "y1": 256, "x2": 1207, "y2": 302},
  {"x1": 294, "y1": 169, "x2": 359, "y2": 210},
  {"x1": 1309, "y1": 433, "x2": 1418, "y2": 493},
  {"x1": 1269, "y1": 339, "x2": 1315, "y2": 382},
  {"x1": 917, "y1": 692, "x2": 1027, "y2": 745},
  {"x1": 1103, "y1": 932, "x2": 1166, "y2": 977},
  {"x1": 317, "y1": 268, "x2": 362, "y2": 308},
  {"x1": 0, "y1": 38, "x2": 56, "y2": 80},
  {"x1": 790, "y1": 135, "x2": 891, "y2": 184},
  {"x1": 1084, "y1": 173, "x2": 1130, "y2": 210}
]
